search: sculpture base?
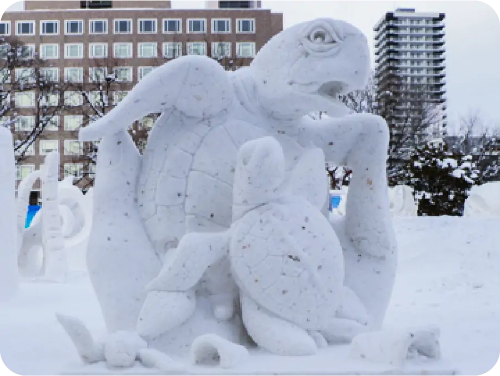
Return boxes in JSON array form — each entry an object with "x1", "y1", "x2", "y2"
[{"x1": 61, "y1": 346, "x2": 457, "y2": 375}]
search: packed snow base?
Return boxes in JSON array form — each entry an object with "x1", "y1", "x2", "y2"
[{"x1": 1, "y1": 217, "x2": 498, "y2": 374}]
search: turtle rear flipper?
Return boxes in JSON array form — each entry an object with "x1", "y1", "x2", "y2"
[{"x1": 146, "y1": 231, "x2": 230, "y2": 292}]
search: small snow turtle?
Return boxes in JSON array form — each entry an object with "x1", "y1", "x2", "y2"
[{"x1": 146, "y1": 137, "x2": 367, "y2": 355}]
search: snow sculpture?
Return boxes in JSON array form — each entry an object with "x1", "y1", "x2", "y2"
[
  {"x1": 388, "y1": 185, "x2": 418, "y2": 217},
  {"x1": 60, "y1": 17, "x2": 403, "y2": 368},
  {"x1": 17, "y1": 154, "x2": 92, "y2": 278},
  {"x1": 464, "y1": 182, "x2": 500, "y2": 217},
  {"x1": 0, "y1": 127, "x2": 18, "y2": 302}
]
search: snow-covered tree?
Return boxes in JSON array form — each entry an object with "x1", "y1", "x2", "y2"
[{"x1": 404, "y1": 139, "x2": 479, "y2": 216}]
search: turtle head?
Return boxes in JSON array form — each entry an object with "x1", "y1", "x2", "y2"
[
  {"x1": 233, "y1": 137, "x2": 286, "y2": 220},
  {"x1": 250, "y1": 18, "x2": 370, "y2": 120}
]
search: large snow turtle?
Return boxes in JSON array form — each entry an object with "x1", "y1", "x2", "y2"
[
  {"x1": 74, "y1": 16, "x2": 397, "y2": 359},
  {"x1": 145, "y1": 137, "x2": 370, "y2": 355}
]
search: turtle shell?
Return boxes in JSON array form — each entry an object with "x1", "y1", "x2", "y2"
[
  {"x1": 137, "y1": 112, "x2": 305, "y2": 260},
  {"x1": 229, "y1": 199, "x2": 345, "y2": 330}
]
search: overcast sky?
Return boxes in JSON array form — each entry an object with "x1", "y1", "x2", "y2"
[{"x1": 3, "y1": 0, "x2": 500, "y2": 133}]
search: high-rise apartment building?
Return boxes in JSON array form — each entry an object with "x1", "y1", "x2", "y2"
[
  {"x1": 0, "y1": 1, "x2": 283, "y2": 199},
  {"x1": 374, "y1": 8, "x2": 447, "y2": 140}
]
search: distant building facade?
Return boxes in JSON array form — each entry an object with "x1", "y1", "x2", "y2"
[{"x1": 0, "y1": 1, "x2": 283, "y2": 199}]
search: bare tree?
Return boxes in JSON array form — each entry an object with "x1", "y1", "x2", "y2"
[{"x1": 0, "y1": 37, "x2": 71, "y2": 165}]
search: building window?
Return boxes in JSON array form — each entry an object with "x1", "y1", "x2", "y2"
[
  {"x1": 114, "y1": 43, "x2": 132, "y2": 58},
  {"x1": 113, "y1": 67, "x2": 132, "y2": 82},
  {"x1": 40, "y1": 140, "x2": 59, "y2": 155},
  {"x1": 64, "y1": 163, "x2": 84, "y2": 179},
  {"x1": 139, "y1": 116, "x2": 155, "y2": 129},
  {"x1": 15, "y1": 116, "x2": 35, "y2": 131},
  {"x1": 18, "y1": 45, "x2": 35, "y2": 60},
  {"x1": 40, "y1": 44, "x2": 59, "y2": 59},
  {"x1": 114, "y1": 19, "x2": 131, "y2": 34},
  {"x1": 41, "y1": 93, "x2": 60, "y2": 107},
  {"x1": 237, "y1": 19, "x2": 255, "y2": 33},
  {"x1": 138, "y1": 66, "x2": 154, "y2": 80},
  {"x1": 40, "y1": 20, "x2": 59, "y2": 35},
  {"x1": 138, "y1": 19, "x2": 157, "y2": 34},
  {"x1": 236, "y1": 42, "x2": 255, "y2": 57},
  {"x1": 114, "y1": 91, "x2": 128, "y2": 104},
  {"x1": 0, "y1": 21, "x2": 11, "y2": 36},
  {"x1": 0, "y1": 68, "x2": 10, "y2": 83},
  {"x1": 163, "y1": 19, "x2": 181, "y2": 34},
  {"x1": 40, "y1": 67, "x2": 59, "y2": 82},
  {"x1": 188, "y1": 19, "x2": 206, "y2": 33},
  {"x1": 89, "y1": 67, "x2": 108, "y2": 82},
  {"x1": 89, "y1": 43, "x2": 108, "y2": 58},
  {"x1": 65, "y1": 20, "x2": 83, "y2": 35},
  {"x1": 187, "y1": 42, "x2": 206, "y2": 56},
  {"x1": 64, "y1": 115, "x2": 83, "y2": 131},
  {"x1": 219, "y1": 1, "x2": 251, "y2": 8},
  {"x1": 42, "y1": 115, "x2": 59, "y2": 131},
  {"x1": 0, "y1": 44, "x2": 8, "y2": 60},
  {"x1": 65, "y1": 43, "x2": 84, "y2": 58},
  {"x1": 88, "y1": 91, "x2": 108, "y2": 106},
  {"x1": 64, "y1": 91, "x2": 83, "y2": 106},
  {"x1": 211, "y1": 42, "x2": 231, "y2": 58},
  {"x1": 89, "y1": 20, "x2": 108, "y2": 34},
  {"x1": 64, "y1": 67, "x2": 83, "y2": 83},
  {"x1": 15, "y1": 91, "x2": 35, "y2": 107},
  {"x1": 15, "y1": 143, "x2": 34, "y2": 156},
  {"x1": 64, "y1": 140, "x2": 82, "y2": 155},
  {"x1": 163, "y1": 42, "x2": 182, "y2": 59},
  {"x1": 212, "y1": 19, "x2": 230, "y2": 33},
  {"x1": 17, "y1": 164, "x2": 35, "y2": 180},
  {"x1": 15, "y1": 68, "x2": 35, "y2": 84},
  {"x1": 138, "y1": 43, "x2": 157, "y2": 58},
  {"x1": 16, "y1": 21, "x2": 35, "y2": 36}
]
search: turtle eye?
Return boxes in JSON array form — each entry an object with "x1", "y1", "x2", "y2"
[{"x1": 309, "y1": 28, "x2": 335, "y2": 44}]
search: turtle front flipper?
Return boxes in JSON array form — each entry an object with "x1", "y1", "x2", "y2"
[
  {"x1": 137, "y1": 231, "x2": 230, "y2": 339},
  {"x1": 79, "y1": 55, "x2": 232, "y2": 142}
]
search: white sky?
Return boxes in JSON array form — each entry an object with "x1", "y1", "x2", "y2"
[{"x1": 3, "y1": 0, "x2": 500, "y2": 132}]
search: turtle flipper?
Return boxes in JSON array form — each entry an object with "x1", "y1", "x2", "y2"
[
  {"x1": 240, "y1": 292, "x2": 317, "y2": 356},
  {"x1": 289, "y1": 148, "x2": 329, "y2": 210},
  {"x1": 79, "y1": 56, "x2": 232, "y2": 142},
  {"x1": 146, "y1": 231, "x2": 230, "y2": 292}
]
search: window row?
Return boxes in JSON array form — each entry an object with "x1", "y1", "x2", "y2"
[
  {"x1": 9, "y1": 88, "x2": 134, "y2": 107},
  {"x1": 0, "y1": 18, "x2": 255, "y2": 36},
  {"x1": 0, "y1": 41, "x2": 256, "y2": 60},
  {"x1": 17, "y1": 163, "x2": 94, "y2": 180},
  {"x1": 7, "y1": 113, "x2": 154, "y2": 132}
]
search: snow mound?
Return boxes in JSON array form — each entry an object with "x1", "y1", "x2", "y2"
[
  {"x1": 103, "y1": 331, "x2": 147, "y2": 368},
  {"x1": 464, "y1": 182, "x2": 500, "y2": 217},
  {"x1": 190, "y1": 334, "x2": 249, "y2": 369}
]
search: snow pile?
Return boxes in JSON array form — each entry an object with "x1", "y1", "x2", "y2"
[{"x1": 464, "y1": 182, "x2": 500, "y2": 218}]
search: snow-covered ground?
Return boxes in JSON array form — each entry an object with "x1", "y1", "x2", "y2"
[{"x1": 1, "y1": 217, "x2": 499, "y2": 375}]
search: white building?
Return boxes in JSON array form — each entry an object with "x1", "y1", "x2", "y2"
[{"x1": 374, "y1": 8, "x2": 447, "y2": 139}]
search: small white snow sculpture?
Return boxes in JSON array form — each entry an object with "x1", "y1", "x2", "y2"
[
  {"x1": 61, "y1": 17, "x2": 400, "y2": 370},
  {"x1": 0, "y1": 127, "x2": 18, "y2": 302},
  {"x1": 40, "y1": 151, "x2": 67, "y2": 281},
  {"x1": 388, "y1": 185, "x2": 418, "y2": 217},
  {"x1": 17, "y1": 165, "x2": 92, "y2": 276},
  {"x1": 464, "y1": 182, "x2": 500, "y2": 217}
]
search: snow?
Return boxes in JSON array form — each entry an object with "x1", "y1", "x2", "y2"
[{"x1": 1, "y1": 216, "x2": 499, "y2": 374}]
